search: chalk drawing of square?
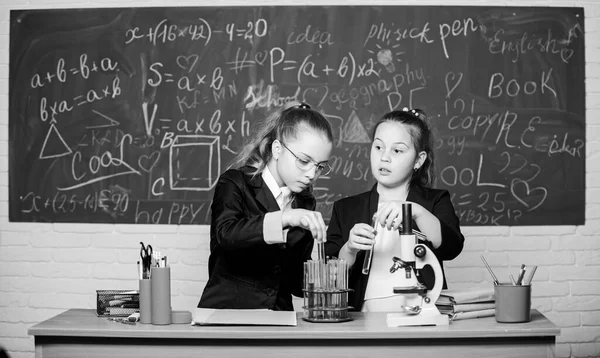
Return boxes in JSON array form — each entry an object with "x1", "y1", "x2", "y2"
[{"x1": 170, "y1": 135, "x2": 220, "y2": 191}]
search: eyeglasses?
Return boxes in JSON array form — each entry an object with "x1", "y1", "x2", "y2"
[{"x1": 280, "y1": 142, "x2": 332, "y2": 176}]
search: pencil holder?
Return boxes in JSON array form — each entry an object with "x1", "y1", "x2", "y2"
[
  {"x1": 95, "y1": 290, "x2": 139, "y2": 317},
  {"x1": 150, "y1": 267, "x2": 172, "y2": 325},
  {"x1": 139, "y1": 279, "x2": 152, "y2": 324},
  {"x1": 494, "y1": 283, "x2": 531, "y2": 323}
]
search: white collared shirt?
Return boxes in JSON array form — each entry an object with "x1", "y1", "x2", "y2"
[
  {"x1": 262, "y1": 166, "x2": 291, "y2": 209},
  {"x1": 261, "y1": 166, "x2": 291, "y2": 244}
]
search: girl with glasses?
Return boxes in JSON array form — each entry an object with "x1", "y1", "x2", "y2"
[
  {"x1": 325, "y1": 108, "x2": 465, "y2": 312},
  {"x1": 198, "y1": 101, "x2": 334, "y2": 311}
]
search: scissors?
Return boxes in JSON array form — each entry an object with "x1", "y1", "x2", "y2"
[{"x1": 140, "y1": 242, "x2": 153, "y2": 277}]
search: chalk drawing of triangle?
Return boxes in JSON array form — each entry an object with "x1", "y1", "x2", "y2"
[
  {"x1": 87, "y1": 109, "x2": 120, "y2": 129},
  {"x1": 40, "y1": 122, "x2": 72, "y2": 159},
  {"x1": 342, "y1": 110, "x2": 371, "y2": 143}
]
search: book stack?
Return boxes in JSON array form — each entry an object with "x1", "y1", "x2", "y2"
[{"x1": 436, "y1": 287, "x2": 495, "y2": 321}]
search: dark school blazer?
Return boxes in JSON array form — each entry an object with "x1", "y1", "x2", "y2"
[
  {"x1": 198, "y1": 166, "x2": 315, "y2": 311},
  {"x1": 325, "y1": 184, "x2": 465, "y2": 311}
]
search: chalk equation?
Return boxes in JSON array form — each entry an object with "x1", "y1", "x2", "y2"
[{"x1": 9, "y1": 6, "x2": 585, "y2": 225}]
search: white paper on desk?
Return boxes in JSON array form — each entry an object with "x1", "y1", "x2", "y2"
[
  {"x1": 453, "y1": 302, "x2": 495, "y2": 313},
  {"x1": 192, "y1": 308, "x2": 297, "y2": 326},
  {"x1": 451, "y1": 309, "x2": 495, "y2": 321}
]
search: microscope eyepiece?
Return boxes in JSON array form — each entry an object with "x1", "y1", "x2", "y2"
[{"x1": 401, "y1": 203, "x2": 412, "y2": 234}]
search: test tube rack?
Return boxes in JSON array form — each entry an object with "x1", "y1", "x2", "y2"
[{"x1": 302, "y1": 259, "x2": 353, "y2": 323}]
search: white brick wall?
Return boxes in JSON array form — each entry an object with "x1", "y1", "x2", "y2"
[{"x1": 1, "y1": 1, "x2": 599, "y2": 357}]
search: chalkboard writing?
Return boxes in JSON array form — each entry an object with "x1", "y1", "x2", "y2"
[{"x1": 9, "y1": 6, "x2": 585, "y2": 225}]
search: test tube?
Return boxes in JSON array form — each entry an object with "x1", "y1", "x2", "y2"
[
  {"x1": 362, "y1": 214, "x2": 378, "y2": 275},
  {"x1": 317, "y1": 242, "x2": 326, "y2": 263},
  {"x1": 321, "y1": 263, "x2": 331, "y2": 319},
  {"x1": 307, "y1": 282, "x2": 315, "y2": 319}
]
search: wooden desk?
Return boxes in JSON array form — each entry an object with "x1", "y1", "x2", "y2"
[{"x1": 29, "y1": 309, "x2": 559, "y2": 358}]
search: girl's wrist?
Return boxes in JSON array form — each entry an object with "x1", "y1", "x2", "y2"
[
  {"x1": 280, "y1": 209, "x2": 290, "y2": 227},
  {"x1": 343, "y1": 242, "x2": 359, "y2": 256},
  {"x1": 411, "y1": 204, "x2": 427, "y2": 221}
]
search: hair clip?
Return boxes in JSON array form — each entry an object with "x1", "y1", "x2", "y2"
[
  {"x1": 298, "y1": 102, "x2": 311, "y2": 109},
  {"x1": 402, "y1": 107, "x2": 421, "y2": 118}
]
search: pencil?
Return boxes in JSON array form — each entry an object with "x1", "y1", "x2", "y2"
[{"x1": 523, "y1": 265, "x2": 538, "y2": 285}]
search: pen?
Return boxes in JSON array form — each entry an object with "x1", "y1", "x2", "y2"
[
  {"x1": 510, "y1": 274, "x2": 517, "y2": 285},
  {"x1": 516, "y1": 264, "x2": 527, "y2": 285},
  {"x1": 480, "y1": 255, "x2": 499, "y2": 285}
]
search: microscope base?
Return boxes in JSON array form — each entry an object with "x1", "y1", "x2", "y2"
[{"x1": 386, "y1": 308, "x2": 450, "y2": 327}]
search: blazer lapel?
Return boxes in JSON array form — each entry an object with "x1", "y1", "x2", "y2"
[
  {"x1": 406, "y1": 185, "x2": 418, "y2": 203},
  {"x1": 245, "y1": 168, "x2": 280, "y2": 212},
  {"x1": 291, "y1": 189, "x2": 315, "y2": 211},
  {"x1": 368, "y1": 184, "x2": 379, "y2": 222}
]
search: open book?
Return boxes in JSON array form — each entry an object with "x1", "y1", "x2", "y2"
[{"x1": 192, "y1": 308, "x2": 297, "y2": 326}]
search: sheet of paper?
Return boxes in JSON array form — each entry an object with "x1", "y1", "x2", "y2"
[
  {"x1": 452, "y1": 309, "x2": 495, "y2": 321},
  {"x1": 192, "y1": 308, "x2": 297, "y2": 326},
  {"x1": 453, "y1": 302, "x2": 495, "y2": 313}
]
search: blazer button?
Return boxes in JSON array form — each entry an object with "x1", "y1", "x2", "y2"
[
  {"x1": 266, "y1": 288, "x2": 275, "y2": 296},
  {"x1": 272, "y1": 265, "x2": 282, "y2": 275}
]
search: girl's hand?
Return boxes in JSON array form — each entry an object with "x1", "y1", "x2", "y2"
[
  {"x1": 282, "y1": 208, "x2": 327, "y2": 243},
  {"x1": 345, "y1": 223, "x2": 376, "y2": 254},
  {"x1": 376, "y1": 201, "x2": 425, "y2": 231}
]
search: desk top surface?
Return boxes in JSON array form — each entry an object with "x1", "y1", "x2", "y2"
[{"x1": 28, "y1": 309, "x2": 560, "y2": 340}]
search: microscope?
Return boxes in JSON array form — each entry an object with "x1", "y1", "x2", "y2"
[{"x1": 365, "y1": 203, "x2": 449, "y2": 327}]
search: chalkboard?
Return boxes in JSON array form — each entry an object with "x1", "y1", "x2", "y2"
[{"x1": 9, "y1": 6, "x2": 585, "y2": 225}]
